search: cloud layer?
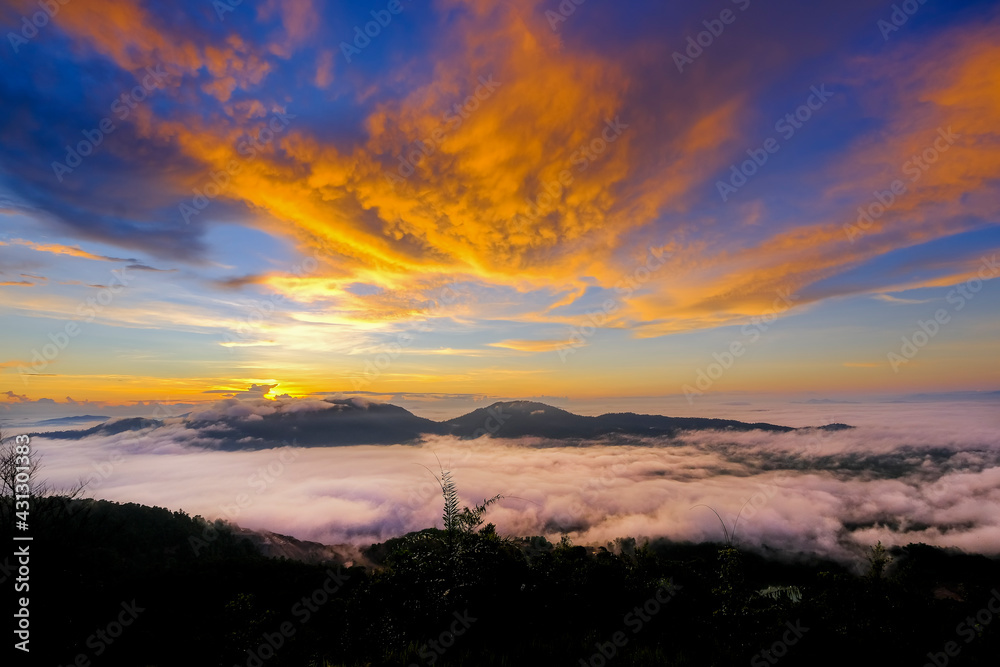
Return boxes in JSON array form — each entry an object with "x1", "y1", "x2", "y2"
[{"x1": 31, "y1": 397, "x2": 1000, "y2": 565}]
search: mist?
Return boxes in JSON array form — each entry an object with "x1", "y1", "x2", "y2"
[{"x1": 30, "y1": 397, "x2": 1000, "y2": 565}]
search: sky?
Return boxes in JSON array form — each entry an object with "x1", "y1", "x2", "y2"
[{"x1": 1, "y1": 0, "x2": 999, "y2": 413}]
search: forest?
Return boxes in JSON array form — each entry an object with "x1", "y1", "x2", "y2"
[{"x1": 3, "y1": 464, "x2": 999, "y2": 667}]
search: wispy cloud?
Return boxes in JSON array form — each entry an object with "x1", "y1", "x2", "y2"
[
  {"x1": 487, "y1": 339, "x2": 570, "y2": 352},
  {"x1": 873, "y1": 294, "x2": 934, "y2": 305},
  {"x1": 0, "y1": 239, "x2": 134, "y2": 263}
]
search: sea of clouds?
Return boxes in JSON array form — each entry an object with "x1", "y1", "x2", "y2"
[{"x1": 25, "y1": 396, "x2": 1000, "y2": 565}]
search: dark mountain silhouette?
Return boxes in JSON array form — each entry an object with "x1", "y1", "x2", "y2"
[
  {"x1": 233, "y1": 526, "x2": 369, "y2": 566},
  {"x1": 36, "y1": 414, "x2": 111, "y2": 425},
  {"x1": 34, "y1": 398, "x2": 850, "y2": 448},
  {"x1": 815, "y1": 422, "x2": 853, "y2": 431},
  {"x1": 38, "y1": 400, "x2": 446, "y2": 448},
  {"x1": 187, "y1": 399, "x2": 449, "y2": 449},
  {"x1": 445, "y1": 400, "x2": 799, "y2": 439},
  {"x1": 42, "y1": 417, "x2": 164, "y2": 439}
]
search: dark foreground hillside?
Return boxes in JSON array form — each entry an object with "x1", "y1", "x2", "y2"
[{"x1": 3, "y1": 494, "x2": 999, "y2": 667}]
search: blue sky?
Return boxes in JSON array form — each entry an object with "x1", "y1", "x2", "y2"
[{"x1": 1, "y1": 0, "x2": 998, "y2": 410}]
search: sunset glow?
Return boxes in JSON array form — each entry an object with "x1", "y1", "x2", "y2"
[
  {"x1": 1, "y1": 0, "x2": 998, "y2": 409},
  {"x1": 4, "y1": 4, "x2": 1000, "y2": 664}
]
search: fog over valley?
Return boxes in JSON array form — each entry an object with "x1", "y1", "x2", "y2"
[{"x1": 30, "y1": 395, "x2": 1000, "y2": 566}]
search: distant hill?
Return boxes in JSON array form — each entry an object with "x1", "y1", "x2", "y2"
[
  {"x1": 42, "y1": 417, "x2": 164, "y2": 439},
  {"x1": 445, "y1": 400, "x2": 797, "y2": 439},
  {"x1": 36, "y1": 414, "x2": 111, "y2": 425},
  {"x1": 233, "y1": 527, "x2": 369, "y2": 567},
  {"x1": 186, "y1": 399, "x2": 449, "y2": 449},
  {"x1": 34, "y1": 398, "x2": 851, "y2": 448}
]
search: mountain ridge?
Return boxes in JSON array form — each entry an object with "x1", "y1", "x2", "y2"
[{"x1": 35, "y1": 398, "x2": 851, "y2": 448}]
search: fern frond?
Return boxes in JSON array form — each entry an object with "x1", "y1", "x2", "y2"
[
  {"x1": 440, "y1": 469, "x2": 460, "y2": 534},
  {"x1": 756, "y1": 585, "x2": 803, "y2": 603}
]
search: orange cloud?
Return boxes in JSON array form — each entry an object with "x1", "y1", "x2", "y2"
[
  {"x1": 127, "y1": 0, "x2": 746, "y2": 327},
  {"x1": 487, "y1": 339, "x2": 569, "y2": 352},
  {"x1": 39, "y1": 0, "x2": 1000, "y2": 344},
  {"x1": 627, "y1": 19, "x2": 1000, "y2": 336},
  {"x1": 23, "y1": 0, "x2": 275, "y2": 103},
  {"x1": 314, "y1": 50, "x2": 335, "y2": 89},
  {"x1": 0, "y1": 238, "x2": 131, "y2": 262}
]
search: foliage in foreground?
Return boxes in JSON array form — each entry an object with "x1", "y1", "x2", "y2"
[{"x1": 2, "y1": 488, "x2": 999, "y2": 667}]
